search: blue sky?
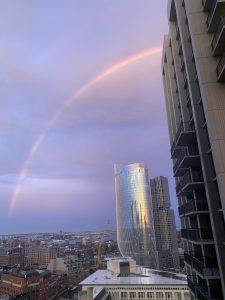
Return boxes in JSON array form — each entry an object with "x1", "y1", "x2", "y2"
[{"x1": 0, "y1": 0, "x2": 179, "y2": 234}]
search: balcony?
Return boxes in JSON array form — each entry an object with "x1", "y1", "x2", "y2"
[
  {"x1": 202, "y1": 0, "x2": 213, "y2": 11},
  {"x1": 168, "y1": 0, "x2": 176, "y2": 22},
  {"x1": 181, "y1": 228, "x2": 213, "y2": 242},
  {"x1": 171, "y1": 121, "x2": 196, "y2": 158},
  {"x1": 216, "y1": 53, "x2": 225, "y2": 81},
  {"x1": 178, "y1": 198, "x2": 208, "y2": 216},
  {"x1": 173, "y1": 147, "x2": 200, "y2": 177},
  {"x1": 206, "y1": 0, "x2": 225, "y2": 33},
  {"x1": 185, "y1": 253, "x2": 219, "y2": 278},
  {"x1": 187, "y1": 276, "x2": 222, "y2": 299},
  {"x1": 183, "y1": 72, "x2": 188, "y2": 89},
  {"x1": 175, "y1": 23, "x2": 180, "y2": 41},
  {"x1": 176, "y1": 172, "x2": 204, "y2": 196},
  {"x1": 211, "y1": 17, "x2": 225, "y2": 55}
]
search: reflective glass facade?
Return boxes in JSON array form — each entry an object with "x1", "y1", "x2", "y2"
[
  {"x1": 150, "y1": 176, "x2": 179, "y2": 270},
  {"x1": 114, "y1": 163, "x2": 157, "y2": 268}
]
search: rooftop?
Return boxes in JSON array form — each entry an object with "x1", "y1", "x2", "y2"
[{"x1": 80, "y1": 267, "x2": 187, "y2": 287}]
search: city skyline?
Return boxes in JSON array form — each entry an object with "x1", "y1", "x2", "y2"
[{"x1": 0, "y1": 0, "x2": 177, "y2": 234}]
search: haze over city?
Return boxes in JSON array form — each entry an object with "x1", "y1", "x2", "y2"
[{"x1": 0, "y1": 0, "x2": 177, "y2": 234}]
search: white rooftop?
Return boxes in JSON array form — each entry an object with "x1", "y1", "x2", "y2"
[{"x1": 80, "y1": 268, "x2": 187, "y2": 287}]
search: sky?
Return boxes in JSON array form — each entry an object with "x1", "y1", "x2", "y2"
[{"x1": 0, "y1": 0, "x2": 178, "y2": 234}]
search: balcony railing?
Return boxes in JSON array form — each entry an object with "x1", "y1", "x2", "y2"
[
  {"x1": 183, "y1": 72, "x2": 188, "y2": 88},
  {"x1": 176, "y1": 172, "x2": 191, "y2": 194},
  {"x1": 176, "y1": 171, "x2": 204, "y2": 195},
  {"x1": 187, "y1": 275, "x2": 209, "y2": 300},
  {"x1": 171, "y1": 121, "x2": 196, "y2": 157},
  {"x1": 206, "y1": 0, "x2": 217, "y2": 28},
  {"x1": 178, "y1": 198, "x2": 208, "y2": 216},
  {"x1": 202, "y1": 0, "x2": 212, "y2": 11},
  {"x1": 173, "y1": 148, "x2": 188, "y2": 174},
  {"x1": 181, "y1": 228, "x2": 213, "y2": 241},
  {"x1": 185, "y1": 253, "x2": 219, "y2": 277},
  {"x1": 216, "y1": 53, "x2": 225, "y2": 81},
  {"x1": 207, "y1": 0, "x2": 225, "y2": 33},
  {"x1": 187, "y1": 275, "x2": 222, "y2": 299},
  {"x1": 175, "y1": 22, "x2": 180, "y2": 41},
  {"x1": 173, "y1": 146, "x2": 200, "y2": 176},
  {"x1": 211, "y1": 17, "x2": 225, "y2": 55}
]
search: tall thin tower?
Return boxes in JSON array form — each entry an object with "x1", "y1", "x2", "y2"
[{"x1": 150, "y1": 176, "x2": 179, "y2": 270}]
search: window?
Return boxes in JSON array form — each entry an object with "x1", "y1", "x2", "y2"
[
  {"x1": 156, "y1": 292, "x2": 163, "y2": 299},
  {"x1": 165, "y1": 292, "x2": 172, "y2": 299},
  {"x1": 138, "y1": 292, "x2": 145, "y2": 298},
  {"x1": 121, "y1": 292, "x2": 127, "y2": 299},
  {"x1": 129, "y1": 292, "x2": 136, "y2": 298},
  {"x1": 175, "y1": 292, "x2": 182, "y2": 300},
  {"x1": 147, "y1": 292, "x2": 154, "y2": 299}
]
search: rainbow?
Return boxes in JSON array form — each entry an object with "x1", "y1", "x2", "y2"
[{"x1": 9, "y1": 45, "x2": 162, "y2": 213}]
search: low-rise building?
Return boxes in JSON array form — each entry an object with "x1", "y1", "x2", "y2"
[
  {"x1": 23, "y1": 246, "x2": 58, "y2": 267},
  {"x1": 79, "y1": 258, "x2": 190, "y2": 300},
  {"x1": 47, "y1": 255, "x2": 82, "y2": 275},
  {"x1": 0, "y1": 249, "x2": 22, "y2": 268},
  {"x1": 0, "y1": 269, "x2": 48, "y2": 299}
]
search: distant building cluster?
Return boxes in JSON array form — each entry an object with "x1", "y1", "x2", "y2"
[
  {"x1": 114, "y1": 163, "x2": 179, "y2": 271},
  {"x1": 0, "y1": 231, "x2": 118, "y2": 299}
]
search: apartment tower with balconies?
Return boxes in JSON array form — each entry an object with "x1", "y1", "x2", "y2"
[{"x1": 162, "y1": 0, "x2": 225, "y2": 299}]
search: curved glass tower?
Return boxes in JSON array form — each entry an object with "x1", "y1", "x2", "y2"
[{"x1": 114, "y1": 163, "x2": 157, "y2": 268}]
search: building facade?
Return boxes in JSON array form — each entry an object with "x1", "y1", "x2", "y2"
[
  {"x1": 47, "y1": 255, "x2": 82, "y2": 275},
  {"x1": 0, "y1": 269, "x2": 48, "y2": 299},
  {"x1": 0, "y1": 249, "x2": 22, "y2": 268},
  {"x1": 162, "y1": 0, "x2": 225, "y2": 298},
  {"x1": 23, "y1": 246, "x2": 58, "y2": 267},
  {"x1": 150, "y1": 176, "x2": 179, "y2": 270},
  {"x1": 114, "y1": 163, "x2": 157, "y2": 268}
]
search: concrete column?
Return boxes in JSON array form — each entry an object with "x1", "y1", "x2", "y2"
[{"x1": 86, "y1": 287, "x2": 93, "y2": 300}]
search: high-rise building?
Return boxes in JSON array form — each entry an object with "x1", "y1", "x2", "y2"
[
  {"x1": 114, "y1": 163, "x2": 157, "y2": 268},
  {"x1": 150, "y1": 176, "x2": 179, "y2": 270},
  {"x1": 162, "y1": 0, "x2": 225, "y2": 298}
]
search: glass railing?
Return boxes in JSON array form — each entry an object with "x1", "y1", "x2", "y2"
[
  {"x1": 211, "y1": 17, "x2": 225, "y2": 51},
  {"x1": 176, "y1": 169, "x2": 204, "y2": 194},
  {"x1": 176, "y1": 172, "x2": 191, "y2": 194},
  {"x1": 173, "y1": 148, "x2": 188, "y2": 173},
  {"x1": 188, "y1": 276, "x2": 222, "y2": 300},
  {"x1": 178, "y1": 198, "x2": 208, "y2": 215},
  {"x1": 206, "y1": 0, "x2": 217, "y2": 28},
  {"x1": 181, "y1": 228, "x2": 213, "y2": 241},
  {"x1": 216, "y1": 53, "x2": 225, "y2": 78},
  {"x1": 192, "y1": 256, "x2": 219, "y2": 277},
  {"x1": 171, "y1": 122, "x2": 184, "y2": 155},
  {"x1": 173, "y1": 144, "x2": 200, "y2": 173},
  {"x1": 171, "y1": 121, "x2": 196, "y2": 156},
  {"x1": 186, "y1": 253, "x2": 219, "y2": 278}
]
